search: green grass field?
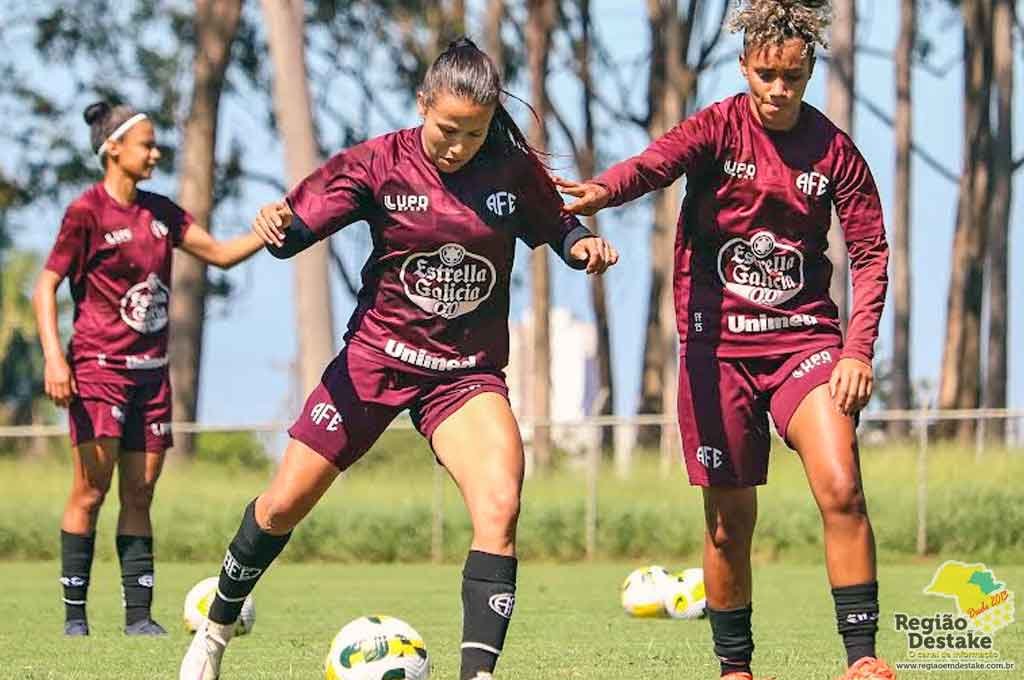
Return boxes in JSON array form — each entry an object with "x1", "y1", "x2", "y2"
[{"x1": 1, "y1": 561, "x2": 1021, "y2": 679}]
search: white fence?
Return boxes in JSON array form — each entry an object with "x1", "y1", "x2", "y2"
[{"x1": 1, "y1": 408, "x2": 1021, "y2": 561}]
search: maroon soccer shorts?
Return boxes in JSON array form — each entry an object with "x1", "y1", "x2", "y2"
[
  {"x1": 68, "y1": 376, "x2": 173, "y2": 452},
  {"x1": 677, "y1": 345, "x2": 842, "y2": 487},
  {"x1": 289, "y1": 344, "x2": 510, "y2": 470}
]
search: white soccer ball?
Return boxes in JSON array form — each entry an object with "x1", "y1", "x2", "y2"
[
  {"x1": 325, "y1": 615, "x2": 430, "y2": 680},
  {"x1": 183, "y1": 576, "x2": 256, "y2": 636},
  {"x1": 662, "y1": 567, "x2": 707, "y2": 620},
  {"x1": 621, "y1": 565, "x2": 671, "y2": 618}
]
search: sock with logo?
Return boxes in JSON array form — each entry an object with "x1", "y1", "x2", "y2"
[
  {"x1": 208, "y1": 500, "x2": 291, "y2": 625},
  {"x1": 116, "y1": 534, "x2": 155, "y2": 626},
  {"x1": 708, "y1": 604, "x2": 754, "y2": 677},
  {"x1": 833, "y1": 581, "x2": 879, "y2": 665},
  {"x1": 60, "y1": 530, "x2": 95, "y2": 623},
  {"x1": 460, "y1": 550, "x2": 517, "y2": 680}
]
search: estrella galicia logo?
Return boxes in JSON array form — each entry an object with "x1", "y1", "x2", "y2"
[{"x1": 488, "y1": 592, "x2": 516, "y2": 619}]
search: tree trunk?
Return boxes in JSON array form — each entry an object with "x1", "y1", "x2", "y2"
[
  {"x1": 577, "y1": 0, "x2": 614, "y2": 450},
  {"x1": 262, "y1": 0, "x2": 337, "y2": 398},
  {"x1": 825, "y1": 0, "x2": 855, "y2": 328},
  {"x1": 983, "y1": 0, "x2": 1012, "y2": 442},
  {"x1": 888, "y1": 0, "x2": 915, "y2": 440},
  {"x1": 938, "y1": 0, "x2": 993, "y2": 444},
  {"x1": 483, "y1": 0, "x2": 505, "y2": 77},
  {"x1": 526, "y1": 0, "x2": 556, "y2": 472},
  {"x1": 168, "y1": 0, "x2": 243, "y2": 456}
]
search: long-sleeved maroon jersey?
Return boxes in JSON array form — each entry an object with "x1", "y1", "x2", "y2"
[{"x1": 595, "y1": 93, "x2": 888, "y2": 363}]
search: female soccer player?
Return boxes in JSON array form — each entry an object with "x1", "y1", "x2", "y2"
[
  {"x1": 35, "y1": 101, "x2": 266, "y2": 636},
  {"x1": 179, "y1": 38, "x2": 617, "y2": 680},
  {"x1": 555, "y1": 1, "x2": 893, "y2": 679}
]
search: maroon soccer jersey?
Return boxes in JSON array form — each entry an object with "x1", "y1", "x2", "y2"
[
  {"x1": 286, "y1": 127, "x2": 583, "y2": 373},
  {"x1": 45, "y1": 183, "x2": 193, "y2": 383},
  {"x1": 595, "y1": 94, "x2": 888, "y2": 363}
]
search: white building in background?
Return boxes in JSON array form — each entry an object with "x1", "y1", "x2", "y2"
[{"x1": 507, "y1": 308, "x2": 602, "y2": 456}]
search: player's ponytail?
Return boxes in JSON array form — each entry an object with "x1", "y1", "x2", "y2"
[{"x1": 419, "y1": 37, "x2": 548, "y2": 165}]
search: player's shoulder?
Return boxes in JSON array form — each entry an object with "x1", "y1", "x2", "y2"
[
  {"x1": 799, "y1": 102, "x2": 856, "y2": 149},
  {"x1": 63, "y1": 183, "x2": 105, "y2": 224},
  {"x1": 136, "y1": 189, "x2": 187, "y2": 218},
  {"x1": 323, "y1": 127, "x2": 419, "y2": 179}
]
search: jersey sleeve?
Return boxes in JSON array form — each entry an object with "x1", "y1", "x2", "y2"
[
  {"x1": 286, "y1": 144, "x2": 375, "y2": 240},
  {"x1": 593, "y1": 104, "x2": 720, "y2": 207},
  {"x1": 44, "y1": 205, "x2": 92, "y2": 284},
  {"x1": 516, "y1": 155, "x2": 592, "y2": 269},
  {"x1": 159, "y1": 197, "x2": 194, "y2": 246},
  {"x1": 832, "y1": 136, "x2": 889, "y2": 364}
]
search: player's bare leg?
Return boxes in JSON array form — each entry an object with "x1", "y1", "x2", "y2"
[
  {"x1": 703, "y1": 487, "x2": 759, "y2": 678},
  {"x1": 789, "y1": 384, "x2": 893, "y2": 679},
  {"x1": 60, "y1": 437, "x2": 118, "y2": 636},
  {"x1": 180, "y1": 440, "x2": 339, "y2": 680},
  {"x1": 433, "y1": 392, "x2": 524, "y2": 680},
  {"x1": 117, "y1": 449, "x2": 167, "y2": 634}
]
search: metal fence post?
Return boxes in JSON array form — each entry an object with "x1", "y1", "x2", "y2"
[
  {"x1": 916, "y1": 406, "x2": 929, "y2": 556},
  {"x1": 585, "y1": 433, "x2": 599, "y2": 561},
  {"x1": 431, "y1": 461, "x2": 444, "y2": 563}
]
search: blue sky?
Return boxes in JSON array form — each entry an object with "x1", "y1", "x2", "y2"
[{"x1": 9, "y1": 1, "x2": 1023, "y2": 425}]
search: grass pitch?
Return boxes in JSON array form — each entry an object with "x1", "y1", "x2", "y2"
[{"x1": 1, "y1": 561, "x2": 1021, "y2": 679}]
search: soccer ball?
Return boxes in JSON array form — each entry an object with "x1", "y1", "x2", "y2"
[
  {"x1": 662, "y1": 567, "x2": 707, "y2": 620},
  {"x1": 621, "y1": 565, "x2": 671, "y2": 618},
  {"x1": 325, "y1": 615, "x2": 429, "y2": 680},
  {"x1": 183, "y1": 576, "x2": 256, "y2": 636}
]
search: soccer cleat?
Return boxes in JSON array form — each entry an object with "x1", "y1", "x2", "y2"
[
  {"x1": 179, "y1": 619, "x2": 234, "y2": 680},
  {"x1": 836, "y1": 657, "x2": 896, "y2": 680},
  {"x1": 125, "y1": 618, "x2": 168, "y2": 636},
  {"x1": 63, "y1": 619, "x2": 89, "y2": 636}
]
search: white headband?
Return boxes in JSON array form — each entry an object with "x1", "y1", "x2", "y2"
[{"x1": 96, "y1": 113, "x2": 148, "y2": 160}]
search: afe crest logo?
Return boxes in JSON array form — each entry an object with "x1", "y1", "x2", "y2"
[
  {"x1": 486, "y1": 191, "x2": 517, "y2": 217},
  {"x1": 796, "y1": 171, "x2": 830, "y2": 197}
]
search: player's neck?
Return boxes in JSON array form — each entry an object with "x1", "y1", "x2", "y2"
[{"x1": 103, "y1": 173, "x2": 138, "y2": 206}]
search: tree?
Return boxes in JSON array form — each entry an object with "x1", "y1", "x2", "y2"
[
  {"x1": 0, "y1": 250, "x2": 50, "y2": 428},
  {"x1": 549, "y1": 0, "x2": 615, "y2": 449},
  {"x1": 888, "y1": 0, "x2": 915, "y2": 439},
  {"x1": 526, "y1": 0, "x2": 557, "y2": 471},
  {"x1": 169, "y1": 0, "x2": 244, "y2": 456},
  {"x1": 261, "y1": 0, "x2": 337, "y2": 397},
  {"x1": 983, "y1": 0, "x2": 1013, "y2": 441},
  {"x1": 937, "y1": 0, "x2": 993, "y2": 443},
  {"x1": 825, "y1": 0, "x2": 856, "y2": 327}
]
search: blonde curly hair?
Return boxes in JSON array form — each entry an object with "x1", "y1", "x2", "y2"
[{"x1": 728, "y1": 0, "x2": 833, "y2": 56}]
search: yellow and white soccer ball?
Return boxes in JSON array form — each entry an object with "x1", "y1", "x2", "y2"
[
  {"x1": 183, "y1": 576, "x2": 255, "y2": 636},
  {"x1": 325, "y1": 615, "x2": 430, "y2": 680},
  {"x1": 621, "y1": 565, "x2": 672, "y2": 618},
  {"x1": 662, "y1": 567, "x2": 707, "y2": 620}
]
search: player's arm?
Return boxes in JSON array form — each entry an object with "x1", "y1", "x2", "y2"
[
  {"x1": 33, "y1": 269, "x2": 76, "y2": 407},
  {"x1": 250, "y1": 200, "x2": 319, "y2": 259},
  {"x1": 557, "y1": 106, "x2": 719, "y2": 216},
  {"x1": 828, "y1": 138, "x2": 889, "y2": 416},
  {"x1": 178, "y1": 223, "x2": 265, "y2": 269},
  {"x1": 520, "y1": 157, "x2": 619, "y2": 274}
]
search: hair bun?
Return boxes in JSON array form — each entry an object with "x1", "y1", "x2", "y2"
[
  {"x1": 447, "y1": 36, "x2": 479, "y2": 52},
  {"x1": 83, "y1": 101, "x2": 111, "y2": 126}
]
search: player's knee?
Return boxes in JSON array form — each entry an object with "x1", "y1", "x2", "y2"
[
  {"x1": 474, "y1": 483, "x2": 521, "y2": 536},
  {"x1": 72, "y1": 482, "x2": 110, "y2": 516},
  {"x1": 819, "y1": 479, "x2": 868, "y2": 519},
  {"x1": 120, "y1": 479, "x2": 157, "y2": 513},
  {"x1": 706, "y1": 511, "x2": 755, "y2": 552}
]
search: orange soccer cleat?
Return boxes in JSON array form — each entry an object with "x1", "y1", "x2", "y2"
[{"x1": 836, "y1": 656, "x2": 897, "y2": 680}]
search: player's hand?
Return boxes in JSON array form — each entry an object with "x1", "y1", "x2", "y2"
[
  {"x1": 44, "y1": 355, "x2": 77, "y2": 408},
  {"x1": 828, "y1": 357, "x2": 873, "y2": 416},
  {"x1": 570, "y1": 236, "x2": 619, "y2": 275},
  {"x1": 553, "y1": 176, "x2": 611, "y2": 216},
  {"x1": 251, "y1": 201, "x2": 294, "y2": 248}
]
